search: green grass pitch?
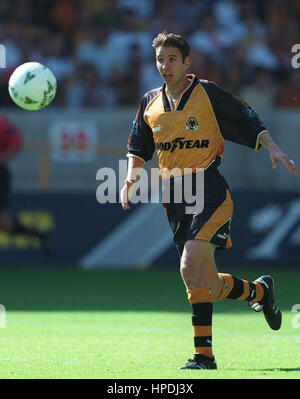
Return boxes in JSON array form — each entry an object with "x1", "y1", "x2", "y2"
[{"x1": 0, "y1": 266, "x2": 299, "y2": 379}]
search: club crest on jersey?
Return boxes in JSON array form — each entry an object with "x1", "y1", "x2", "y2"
[{"x1": 186, "y1": 116, "x2": 199, "y2": 131}]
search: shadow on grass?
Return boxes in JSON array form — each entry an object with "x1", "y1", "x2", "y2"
[
  {"x1": 0, "y1": 267, "x2": 298, "y2": 312},
  {"x1": 247, "y1": 367, "x2": 300, "y2": 373}
]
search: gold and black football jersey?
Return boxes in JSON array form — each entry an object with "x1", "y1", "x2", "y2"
[{"x1": 127, "y1": 74, "x2": 267, "y2": 177}]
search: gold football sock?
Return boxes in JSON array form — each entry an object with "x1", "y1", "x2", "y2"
[
  {"x1": 187, "y1": 286, "x2": 213, "y2": 358},
  {"x1": 216, "y1": 273, "x2": 266, "y2": 302}
]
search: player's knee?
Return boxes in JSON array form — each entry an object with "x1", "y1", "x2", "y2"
[{"x1": 180, "y1": 255, "x2": 200, "y2": 283}]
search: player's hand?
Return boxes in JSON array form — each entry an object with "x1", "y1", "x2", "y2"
[
  {"x1": 120, "y1": 180, "x2": 134, "y2": 210},
  {"x1": 269, "y1": 148, "x2": 298, "y2": 175}
]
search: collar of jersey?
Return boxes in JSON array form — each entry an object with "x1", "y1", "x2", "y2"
[{"x1": 162, "y1": 74, "x2": 199, "y2": 112}]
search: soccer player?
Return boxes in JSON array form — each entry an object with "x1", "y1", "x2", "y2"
[
  {"x1": 0, "y1": 114, "x2": 53, "y2": 257},
  {"x1": 120, "y1": 33, "x2": 298, "y2": 370}
]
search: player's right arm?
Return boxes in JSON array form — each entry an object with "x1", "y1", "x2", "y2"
[
  {"x1": 120, "y1": 155, "x2": 145, "y2": 210},
  {"x1": 120, "y1": 93, "x2": 156, "y2": 210}
]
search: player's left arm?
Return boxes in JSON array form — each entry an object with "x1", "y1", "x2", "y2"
[
  {"x1": 258, "y1": 131, "x2": 298, "y2": 175},
  {"x1": 203, "y1": 81, "x2": 298, "y2": 176}
]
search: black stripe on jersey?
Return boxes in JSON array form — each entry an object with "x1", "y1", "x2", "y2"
[
  {"x1": 176, "y1": 76, "x2": 199, "y2": 111},
  {"x1": 127, "y1": 87, "x2": 161, "y2": 162},
  {"x1": 162, "y1": 87, "x2": 172, "y2": 112},
  {"x1": 143, "y1": 87, "x2": 162, "y2": 112},
  {"x1": 200, "y1": 80, "x2": 267, "y2": 149}
]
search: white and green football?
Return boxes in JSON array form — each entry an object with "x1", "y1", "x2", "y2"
[{"x1": 8, "y1": 62, "x2": 57, "y2": 111}]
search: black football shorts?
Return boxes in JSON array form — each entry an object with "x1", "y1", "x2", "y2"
[{"x1": 163, "y1": 168, "x2": 233, "y2": 257}]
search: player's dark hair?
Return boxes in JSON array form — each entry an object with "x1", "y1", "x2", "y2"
[{"x1": 152, "y1": 32, "x2": 190, "y2": 62}]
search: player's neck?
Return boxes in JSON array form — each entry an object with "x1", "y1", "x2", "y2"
[{"x1": 166, "y1": 76, "x2": 190, "y2": 102}]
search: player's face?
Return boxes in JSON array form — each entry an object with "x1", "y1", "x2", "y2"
[{"x1": 155, "y1": 46, "x2": 190, "y2": 91}]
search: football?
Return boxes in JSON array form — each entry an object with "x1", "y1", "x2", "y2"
[{"x1": 8, "y1": 62, "x2": 57, "y2": 111}]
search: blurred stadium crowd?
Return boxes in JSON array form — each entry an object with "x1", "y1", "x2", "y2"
[{"x1": 0, "y1": 0, "x2": 299, "y2": 111}]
